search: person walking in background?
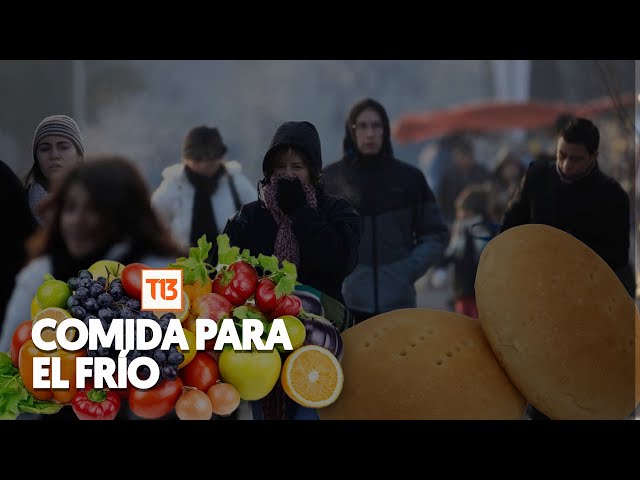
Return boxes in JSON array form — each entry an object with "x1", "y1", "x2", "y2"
[
  {"x1": 25, "y1": 115, "x2": 85, "y2": 224},
  {"x1": 437, "y1": 134, "x2": 490, "y2": 226},
  {"x1": 151, "y1": 126, "x2": 256, "y2": 257},
  {"x1": 1, "y1": 156, "x2": 183, "y2": 353},
  {"x1": 501, "y1": 117, "x2": 635, "y2": 297},
  {"x1": 485, "y1": 149, "x2": 526, "y2": 225},
  {"x1": 0, "y1": 160, "x2": 37, "y2": 334},
  {"x1": 436, "y1": 185, "x2": 491, "y2": 319},
  {"x1": 323, "y1": 97, "x2": 449, "y2": 324},
  {"x1": 223, "y1": 120, "x2": 361, "y2": 420}
]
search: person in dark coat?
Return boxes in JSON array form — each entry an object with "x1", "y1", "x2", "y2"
[
  {"x1": 223, "y1": 120, "x2": 360, "y2": 304},
  {"x1": 501, "y1": 117, "x2": 634, "y2": 297},
  {"x1": 222, "y1": 120, "x2": 360, "y2": 421},
  {"x1": 0, "y1": 160, "x2": 37, "y2": 336},
  {"x1": 322, "y1": 98, "x2": 449, "y2": 323},
  {"x1": 502, "y1": 117, "x2": 635, "y2": 421}
]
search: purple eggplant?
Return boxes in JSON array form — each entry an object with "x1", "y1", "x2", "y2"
[
  {"x1": 300, "y1": 312, "x2": 343, "y2": 361},
  {"x1": 296, "y1": 290, "x2": 324, "y2": 316}
]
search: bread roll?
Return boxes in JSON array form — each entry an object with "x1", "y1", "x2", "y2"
[
  {"x1": 318, "y1": 308, "x2": 526, "y2": 420},
  {"x1": 476, "y1": 224, "x2": 639, "y2": 419}
]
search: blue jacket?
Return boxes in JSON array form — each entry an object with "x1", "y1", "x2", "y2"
[{"x1": 322, "y1": 99, "x2": 449, "y2": 314}]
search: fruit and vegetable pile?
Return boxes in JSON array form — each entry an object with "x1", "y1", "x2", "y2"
[{"x1": 0, "y1": 234, "x2": 344, "y2": 420}]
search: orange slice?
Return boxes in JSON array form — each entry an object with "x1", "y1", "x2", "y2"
[
  {"x1": 32, "y1": 307, "x2": 76, "y2": 347},
  {"x1": 280, "y1": 345, "x2": 344, "y2": 408},
  {"x1": 153, "y1": 291, "x2": 190, "y2": 322}
]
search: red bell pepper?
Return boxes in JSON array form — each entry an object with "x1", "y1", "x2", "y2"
[
  {"x1": 254, "y1": 278, "x2": 279, "y2": 314},
  {"x1": 271, "y1": 293, "x2": 302, "y2": 319},
  {"x1": 71, "y1": 385, "x2": 121, "y2": 420},
  {"x1": 212, "y1": 260, "x2": 259, "y2": 306},
  {"x1": 255, "y1": 278, "x2": 302, "y2": 319}
]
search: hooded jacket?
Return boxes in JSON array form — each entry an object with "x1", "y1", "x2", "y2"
[
  {"x1": 322, "y1": 98, "x2": 449, "y2": 314},
  {"x1": 222, "y1": 121, "x2": 360, "y2": 303},
  {"x1": 151, "y1": 160, "x2": 256, "y2": 251}
]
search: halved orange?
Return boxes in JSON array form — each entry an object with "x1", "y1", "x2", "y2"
[
  {"x1": 280, "y1": 345, "x2": 344, "y2": 409},
  {"x1": 32, "y1": 307, "x2": 76, "y2": 347},
  {"x1": 153, "y1": 291, "x2": 190, "y2": 322}
]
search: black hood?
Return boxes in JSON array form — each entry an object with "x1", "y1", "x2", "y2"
[
  {"x1": 262, "y1": 121, "x2": 322, "y2": 178},
  {"x1": 342, "y1": 97, "x2": 394, "y2": 160}
]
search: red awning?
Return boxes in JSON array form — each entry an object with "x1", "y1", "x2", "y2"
[{"x1": 392, "y1": 93, "x2": 636, "y2": 144}]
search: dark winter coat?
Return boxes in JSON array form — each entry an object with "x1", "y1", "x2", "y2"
[
  {"x1": 223, "y1": 121, "x2": 360, "y2": 304},
  {"x1": 322, "y1": 98, "x2": 449, "y2": 314},
  {"x1": 501, "y1": 159, "x2": 634, "y2": 295},
  {"x1": 223, "y1": 194, "x2": 360, "y2": 303}
]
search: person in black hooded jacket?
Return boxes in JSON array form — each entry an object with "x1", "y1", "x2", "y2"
[
  {"x1": 222, "y1": 120, "x2": 360, "y2": 420},
  {"x1": 322, "y1": 98, "x2": 449, "y2": 324},
  {"x1": 223, "y1": 120, "x2": 360, "y2": 304}
]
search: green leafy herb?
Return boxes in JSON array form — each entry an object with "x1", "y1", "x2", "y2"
[
  {"x1": 216, "y1": 234, "x2": 240, "y2": 266},
  {"x1": 17, "y1": 397, "x2": 65, "y2": 415},
  {"x1": 0, "y1": 352, "x2": 64, "y2": 420},
  {"x1": 233, "y1": 305, "x2": 267, "y2": 322},
  {"x1": 257, "y1": 254, "x2": 279, "y2": 275},
  {"x1": 169, "y1": 235, "x2": 216, "y2": 285},
  {"x1": 274, "y1": 260, "x2": 299, "y2": 298}
]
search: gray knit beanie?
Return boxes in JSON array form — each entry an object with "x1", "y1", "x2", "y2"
[{"x1": 32, "y1": 115, "x2": 85, "y2": 162}]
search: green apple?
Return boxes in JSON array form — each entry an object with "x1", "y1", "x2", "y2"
[
  {"x1": 88, "y1": 260, "x2": 125, "y2": 282},
  {"x1": 218, "y1": 347, "x2": 282, "y2": 401}
]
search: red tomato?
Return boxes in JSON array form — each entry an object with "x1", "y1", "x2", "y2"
[
  {"x1": 179, "y1": 352, "x2": 220, "y2": 392},
  {"x1": 121, "y1": 263, "x2": 150, "y2": 301},
  {"x1": 128, "y1": 378, "x2": 183, "y2": 419},
  {"x1": 10, "y1": 320, "x2": 32, "y2": 367}
]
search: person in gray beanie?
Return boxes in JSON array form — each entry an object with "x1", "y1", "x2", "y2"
[{"x1": 25, "y1": 114, "x2": 85, "y2": 224}]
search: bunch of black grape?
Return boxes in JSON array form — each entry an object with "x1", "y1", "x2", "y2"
[
  {"x1": 122, "y1": 314, "x2": 185, "y2": 383},
  {"x1": 66, "y1": 270, "x2": 184, "y2": 383}
]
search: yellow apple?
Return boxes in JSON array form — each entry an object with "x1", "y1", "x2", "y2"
[
  {"x1": 88, "y1": 260, "x2": 125, "y2": 282},
  {"x1": 218, "y1": 347, "x2": 282, "y2": 401}
]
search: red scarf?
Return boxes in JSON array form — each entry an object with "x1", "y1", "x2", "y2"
[
  {"x1": 260, "y1": 173, "x2": 318, "y2": 269},
  {"x1": 259, "y1": 173, "x2": 317, "y2": 420}
]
